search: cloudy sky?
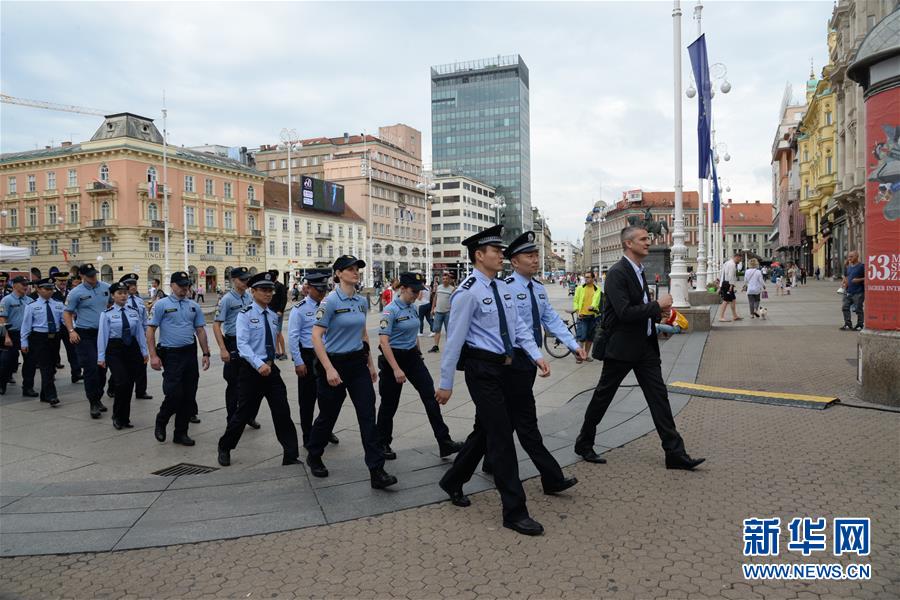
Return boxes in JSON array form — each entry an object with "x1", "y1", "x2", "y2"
[{"x1": 1, "y1": 0, "x2": 833, "y2": 241}]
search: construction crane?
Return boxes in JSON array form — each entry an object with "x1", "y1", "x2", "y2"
[{"x1": 1, "y1": 93, "x2": 108, "y2": 116}]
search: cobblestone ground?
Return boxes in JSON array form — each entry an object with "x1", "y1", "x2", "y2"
[{"x1": 1, "y1": 396, "x2": 897, "y2": 599}]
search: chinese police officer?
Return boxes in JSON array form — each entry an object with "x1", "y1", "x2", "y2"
[
  {"x1": 306, "y1": 255, "x2": 398, "y2": 489},
  {"x1": 20, "y1": 278, "x2": 65, "y2": 406},
  {"x1": 217, "y1": 272, "x2": 302, "y2": 467},
  {"x1": 0, "y1": 276, "x2": 36, "y2": 397},
  {"x1": 52, "y1": 271, "x2": 82, "y2": 382},
  {"x1": 147, "y1": 271, "x2": 211, "y2": 446},
  {"x1": 287, "y1": 270, "x2": 339, "y2": 447},
  {"x1": 376, "y1": 271, "x2": 462, "y2": 460},
  {"x1": 436, "y1": 224, "x2": 551, "y2": 536},
  {"x1": 63, "y1": 264, "x2": 111, "y2": 418},
  {"x1": 98, "y1": 283, "x2": 149, "y2": 429},
  {"x1": 119, "y1": 273, "x2": 153, "y2": 400}
]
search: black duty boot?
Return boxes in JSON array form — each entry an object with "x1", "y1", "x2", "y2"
[{"x1": 370, "y1": 467, "x2": 398, "y2": 489}]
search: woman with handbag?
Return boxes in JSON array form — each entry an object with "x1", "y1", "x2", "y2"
[{"x1": 745, "y1": 259, "x2": 765, "y2": 318}]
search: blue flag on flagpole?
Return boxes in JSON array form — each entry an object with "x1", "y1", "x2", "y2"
[
  {"x1": 711, "y1": 158, "x2": 721, "y2": 224},
  {"x1": 688, "y1": 34, "x2": 713, "y2": 180}
]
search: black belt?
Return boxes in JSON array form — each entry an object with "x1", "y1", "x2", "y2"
[
  {"x1": 326, "y1": 349, "x2": 367, "y2": 362},
  {"x1": 107, "y1": 338, "x2": 137, "y2": 348},
  {"x1": 158, "y1": 343, "x2": 196, "y2": 353},
  {"x1": 462, "y1": 345, "x2": 512, "y2": 366},
  {"x1": 30, "y1": 330, "x2": 58, "y2": 339}
]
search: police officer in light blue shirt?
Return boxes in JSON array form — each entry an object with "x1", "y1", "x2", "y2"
[
  {"x1": 306, "y1": 255, "x2": 398, "y2": 490},
  {"x1": 119, "y1": 273, "x2": 153, "y2": 401},
  {"x1": 98, "y1": 283, "x2": 149, "y2": 429},
  {"x1": 287, "y1": 270, "x2": 339, "y2": 447},
  {"x1": 212, "y1": 267, "x2": 259, "y2": 427},
  {"x1": 0, "y1": 276, "x2": 36, "y2": 397},
  {"x1": 20, "y1": 278, "x2": 64, "y2": 405},
  {"x1": 217, "y1": 271, "x2": 301, "y2": 468},
  {"x1": 436, "y1": 224, "x2": 551, "y2": 537},
  {"x1": 63, "y1": 264, "x2": 111, "y2": 417},
  {"x1": 147, "y1": 271, "x2": 211, "y2": 446},
  {"x1": 376, "y1": 272, "x2": 462, "y2": 461}
]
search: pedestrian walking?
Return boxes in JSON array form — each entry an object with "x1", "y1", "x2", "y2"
[
  {"x1": 97, "y1": 283, "x2": 149, "y2": 429},
  {"x1": 62, "y1": 264, "x2": 110, "y2": 417},
  {"x1": 841, "y1": 250, "x2": 865, "y2": 331},
  {"x1": 428, "y1": 271, "x2": 455, "y2": 353},
  {"x1": 147, "y1": 271, "x2": 211, "y2": 446},
  {"x1": 120, "y1": 274, "x2": 153, "y2": 400},
  {"x1": 52, "y1": 272, "x2": 81, "y2": 382},
  {"x1": 815, "y1": 266, "x2": 821, "y2": 281},
  {"x1": 415, "y1": 283, "x2": 433, "y2": 336},
  {"x1": 744, "y1": 259, "x2": 765, "y2": 318},
  {"x1": 217, "y1": 272, "x2": 302, "y2": 468},
  {"x1": 269, "y1": 269, "x2": 289, "y2": 360},
  {"x1": 212, "y1": 267, "x2": 260, "y2": 428},
  {"x1": 305, "y1": 255, "x2": 398, "y2": 489},
  {"x1": 196, "y1": 283, "x2": 205, "y2": 304},
  {"x1": 573, "y1": 271, "x2": 602, "y2": 362},
  {"x1": 19, "y1": 278, "x2": 64, "y2": 406},
  {"x1": 436, "y1": 224, "x2": 551, "y2": 537},
  {"x1": 800, "y1": 267, "x2": 807, "y2": 285},
  {"x1": 717, "y1": 253, "x2": 743, "y2": 322},
  {"x1": 0, "y1": 276, "x2": 37, "y2": 398},
  {"x1": 376, "y1": 271, "x2": 463, "y2": 460},
  {"x1": 574, "y1": 226, "x2": 705, "y2": 471},
  {"x1": 287, "y1": 271, "x2": 340, "y2": 447}
]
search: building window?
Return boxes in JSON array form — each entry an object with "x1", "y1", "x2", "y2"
[
  {"x1": 803, "y1": 149, "x2": 809, "y2": 162},
  {"x1": 328, "y1": 245, "x2": 334, "y2": 258},
  {"x1": 248, "y1": 215, "x2": 256, "y2": 230},
  {"x1": 317, "y1": 222, "x2": 322, "y2": 234},
  {"x1": 49, "y1": 239, "x2": 58, "y2": 255},
  {"x1": 100, "y1": 201, "x2": 111, "y2": 220},
  {"x1": 67, "y1": 169, "x2": 77, "y2": 188},
  {"x1": 204, "y1": 178, "x2": 214, "y2": 196},
  {"x1": 29, "y1": 240, "x2": 38, "y2": 256},
  {"x1": 826, "y1": 155, "x2": 833, "y2": 174},
  {"x1": 306, "y1": 243, "x2": 312, "y2": 257},
  {"x1": 148, "y1": 236, "x2": 160, "y2": 252},
  {"x1": 47, "y1": 204, "x2": 58, "y2": 226},
  {"x1": 280, "y1": 159, "x2": 286, "y2": 169},
  {"x1": 206, "y1": 240, "x2": 215, "y2": 255},
  {"x1": 317, "y1": 244, "x2": 323, "y2": 258},
  {"x1": 69, "y1": 203, "x2": 79, "y2": 224},
  {"x1": 306, "y1": 221, "x2": 312, "y2": 234},
  {"x1": 282, "y1": 241, "x2": 288, "y2": 255},
  {"x1": 205, "y1": 208, "x2": 215, "y2": 228},
  {"x1": 7, "y1": 176, "x2": 16, "y2": 194},
  {"x1": 268, "y1": 216, "x2": 276, "y2": 230},
  {"x1": 825, "y1": 111, "x2": 833, "y2": 126},
  {"x1": 184, "y1": 175, "x2": 195, "y2": 192},
  {"x1": 187, "y1": 239, "x2": 195, "y2": 254},
  {"x1": 225, "y1": 241, "x2": 233, "y2": 255},
  {"x1": 148, "y1": 202, "x2": 159, "y2": 221},
  {"x1": 147, "y1": 166, "x2": 157, "y2": 184},
  {"x1": 27, "y1": 206, "x2": 37, "y2": 227},
  {"x1": 71, "y1": 238, "x2": 80, "y2": 254},
  {"x1": 269, "y1": 240, "x2": 276, "y2": 255},
  {"x1": 248, "y1": 242, "x2": 257, "y2": 256},
  {"x1": 247, "y1": 185, "x2": 255, "y2": 201},
  {"x1": 186, "y1": 206, "x2": 196, "y2": 226},
  {"x1": 27, "y1": 175, "x2": 36, "y2": 192},
  {"x1": 294, "y1": 219, "x2": 300, "y2": 234},
  {"x1": 100, "y1": 236, "x2": 112, "y2": 253},
  {"x1": 224, "y1": 182, "x2": 233, "y2": 199},
  {"x1": 224, "y1": 211, "x2": 234, "y2": 230},
  {"x1": 47, "y1": 172, "x2": 56, "y2": 190},
  {"x1": 99, "y1": 164, "x2": 109, "y2": 182},
  {"x1": 294, "y1": 242, "x2": 300, "y2": 255},
  {"x1": 282, "y1": 218, "x2": 288, "y2": 232},
  {"x1": 8, "y1": 208, "x2": 17, "y2": 227}
]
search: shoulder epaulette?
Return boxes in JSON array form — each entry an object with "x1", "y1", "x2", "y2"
[
  {"x1": 532, "y1": 277, "x2": 542, "y2": 285},
  {"x1": 504, "y1": 276, "x2": 515, "y2": 284},
  {"x1": 461, "y1": 276, "x2": 476, "y2": 290},
  {"x1": 240, "y1": 305, "x2": 253, "y2": 313},
  {"x1": 104, "y1": 306, "x2": 114, "y2": 312},
  {"x1": 295, "y1": 299, "x2": 306, "y2": 308}
]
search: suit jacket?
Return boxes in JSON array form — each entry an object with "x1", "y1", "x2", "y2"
[{"x1": 597, "y1": 256, "x2": 662, "y2": 362}]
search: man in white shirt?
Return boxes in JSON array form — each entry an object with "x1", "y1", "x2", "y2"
[{"x1": 717, "y1": 253, "x2": 742, "y2": 322}]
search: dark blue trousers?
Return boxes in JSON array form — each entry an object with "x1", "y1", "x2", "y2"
[
  {"x1": 376, "y1": 348, "x2": 450, "y2": 445},
  {"x1": 73, "y1": 328, "x2": 106, "y2": 404}
]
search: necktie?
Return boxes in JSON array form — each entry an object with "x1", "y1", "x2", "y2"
[
  {"x1": 46, "y1": 301, "x2": 57, "y2": 334},
  {"x1": 640, "y1": 271, "x2": 652, "y2": 337},
  {"x1": 120, "y1": 307, "x2": 133, "y2": 345},
  {"x1": 130, "y1": 296, "x2": 138, "y2": 311},
  {"x1": 262, "y1": 309, "x2": 275, "y2": 362},
  {"x1": 527, "y1": 282, "x2": 542, "y2": 346},
  {"x1": 490, "y1": 281, "x2": 514, "y2": 358}
]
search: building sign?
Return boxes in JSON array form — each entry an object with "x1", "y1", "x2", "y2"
[
  {"x1": 626, "y1": 189, "x2": 643, "y2": 203},
  {"x1": 301, "y1": 175, "x2": 345, "y2": 215},
  {"x1": 863, "y1": 86, "x2": 900, "y2": 331}
]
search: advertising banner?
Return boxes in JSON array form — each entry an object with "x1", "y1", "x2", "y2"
[{"x1": 301, "y1": 175, "x2": 345, "y2": 215}]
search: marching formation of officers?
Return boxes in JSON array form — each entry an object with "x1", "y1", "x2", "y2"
[{"x1": 0, "y1": 221, "x2": 705, "y2": 536}]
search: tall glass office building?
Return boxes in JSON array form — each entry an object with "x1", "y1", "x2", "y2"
[{"x1": 431, "y1": 54, "x2": 531, "y2": 240}]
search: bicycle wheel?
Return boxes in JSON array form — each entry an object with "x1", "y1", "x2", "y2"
[{"x1": 544, "y1": 330, "x2": 571, "y2": 359}]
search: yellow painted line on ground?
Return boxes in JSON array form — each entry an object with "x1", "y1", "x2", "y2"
[{"x1": 670, "y1": 382, "x2": 836, "y2": 404}]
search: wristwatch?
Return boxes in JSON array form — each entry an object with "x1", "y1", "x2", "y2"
[{"x1": 202, "y1": 352, "x2": 211, "y2": 357}]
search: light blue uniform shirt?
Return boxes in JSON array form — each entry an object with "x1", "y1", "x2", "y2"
[
  {"x1": 379, "y1": 297, "x2": 420, "y2": 350},
  {"x1": 506, "y1": 271, "x2": 579, "y2": 353},
  {"x1": 64, "y1": 281, "x2": 111, "y2": 330},
  {"x1": 439, "y1": 268, "x2": 543, "y2": 390},
  {"x1": 287, "y1": 297, "x2": 321, "y2": 366},
  {"x1": 97, "y1": 305, "x2": 149, "y2": 362},
  {"x1": 0, "y1": 292, "x2": 34, "y2": 330},
  {"x1": 215, "y1": 289, "x2": 251, "y2": 336},
  {"x1": 20, "y1": 298, "x2": 64, "y2": 349},
  {"x1": 236, "y1": 302, "x2": 280, "y2": 370},
  {"x1": 624, "y1": 255, "x2": 653, "y2": 336},
  {"x1": 149, "y1": 295, "x2": 205, "y2": 348},
  {"x1": 127, "y1": 293, "x2": 149, "y2": 327},
  {"x1": 314, "y1": 287, "x2": 367, "y2": 354}
]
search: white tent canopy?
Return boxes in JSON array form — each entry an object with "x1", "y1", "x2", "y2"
[{"x1": 0, "y1": 244, "x2": 30, "y2": 263}]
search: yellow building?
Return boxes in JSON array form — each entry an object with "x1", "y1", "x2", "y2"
[{"x1": 797, "y1": 58, "x2": 838, "y2": 276}]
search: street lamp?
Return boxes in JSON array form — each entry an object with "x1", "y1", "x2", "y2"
[
  {"x1": 491, "y1": 195, "x2": 506, "y2": 226},
  {"x1": 416, "y1": 178, "x2": 437, "y2": 283},
  {"x1": 280, "y1": 128, "x2": 299, "y2": 286}
]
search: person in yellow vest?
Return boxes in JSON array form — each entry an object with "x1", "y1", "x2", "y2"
[{"x1": 572, "y1": 271, "x2": 602, "y2": 362}]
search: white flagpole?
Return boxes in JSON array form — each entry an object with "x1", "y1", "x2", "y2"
[{"x1": 162, "y1": 91, "x2": 170, "y2": 285}]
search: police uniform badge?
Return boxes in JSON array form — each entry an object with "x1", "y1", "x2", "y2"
[
  {"x1": 315, "y1": 305, "x2": 326, "y2": 321},
  {"x1": 379, "y1": 314, "x2": 389, "y2": 331},
  {"x1": 483, "y1": 297, "x2": 492, "y2": 305}
]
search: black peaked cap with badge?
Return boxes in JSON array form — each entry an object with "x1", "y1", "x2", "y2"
[
  {"x1": 170, "y1": 271, "x2": 191, "y2": 286},
  {"x1": 504, "y1": 231, "x2": 538, "y2": 259},
  {"x1": 79, "y1": 263, "x2": 98, "y2": 276},
  {"x1": 462, "y1": 223, "x2": 506, "y2": 250},
  {"x1": 399, "y1": 272, "x2": 426, "y2": 292},
  {"x1": 10, "y1": 276, "x2": 29, "y2": 285},
  {"x1": 332, "y1": 254, "x2": 366, "y2": 271},
  {"x1": 109, "y1": 282, "x2": 127, "y2": 294},
  {"x1": 35, "y1": 277, "x2": 55, "y2": 289},
  {"x1": 230, "y1": 267, "x2": 251, "y2": 280},
  {"x1": 249, "y1": 271, "x2": 276, "y2": 289},
  {"x1": 304, "y1": 269, "x2": 331, "y2": 288},
  {"x1": 119, "y1": 273, "x2": 139, "y2": 284}
]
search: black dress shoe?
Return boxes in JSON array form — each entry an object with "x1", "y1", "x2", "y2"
[
  {"x1": 22, "y1": 388, "x2": 39, "y2": 398},
  {"x1": 328, "y1": 432, "x2": 340, "y2": 444},
  {"x1": 90, "y1": 403, "x2": 102, "y2": 419},
  {"x1": 122, "y1": 421, "x2": 134, "y2": 428},
  {"x1": 173, "y1": 434, "x2": 196, "y2": 446},
  {"x1": 307, "y1": 456, "x2": 328, "y2": 478},
  {"x1": 97, "y1": 401, "x2": 108, "y2": 412},
  {"x1": 247, "y1": 420, "x2": 261, "y2": 430},
  {"x1": 71, "y1": 374, "x2": 83, "y2": 383},
  {"x1": 439, "y1": 479, "x2": 471, "y2": 507},
  {"x1": 189, "y1": 415, "x2": 201, "y2": 424},
  {"x1": 135, "y1": 394, "x2": 153, "y2": 400},
  {"x1": 217, "y1": 448, "x2": 231, "y2": 467},
  {"x1": 48, "y1": 398, "x2": 60, "y2": 407},
  {"x1": 438, "y1": 439, "x2": 464, "y2": 457},
  {"x1": 665, "y1": 454, "x2": 706, "y2": 470},
  {"x1": 503, "y1": 517, "x2": 544, "y2": 536},
  {"x1": 575, "y1": 448, "x2": 607, "y2": 464},
  {"x1": 382, "y1": 444, "x2": 397, "y2": 460},
  {"x1": 112, "y1": 418, "x2": 123, "y2": 430},
  {"x1": 370, "y1": 467, "x2": 398, "y2": 489},
  {"x1": 154, "y1": 423, "x2": 166, "y2": 442},
  {"x1": 543, "y1": 476, "x2": 579, "y2": 495},
  {"x1": 282, "y1": 456, "x2": 304, "y2": 466}
]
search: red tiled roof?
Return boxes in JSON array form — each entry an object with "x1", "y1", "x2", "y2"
[
  {"x1": 722, "y1": 202, "x2": 772, "y2": 227},
  {"x1": 606, "y1": 191, "x2": 699, "y2": 216},
  {"x1": 262, "y1": 180, "x2": 365, "y2": 223}
]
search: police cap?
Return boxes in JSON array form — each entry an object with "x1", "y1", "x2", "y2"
[
  {"x1": 249, "y1": 271, "x2": 276, "y2": 289},
  {"x1": 399, "y1": 272, "x2": 426, "y2": 292},
  {"x1": 230, "y1": 267, "x2": 251, "y2": 281},
  {"x1": 109, "y1": 282, "x2": 127, "y2": 294},
  {"x1": 36, "y1": 277, "x2": 55, "y2": 289},
  {"x1": 10, "y1": 276, "x2": 29, "y2": 285},
  {"x1": 461, "y1": 223, "x2": 506, "y2": 250},
  {"x1": 304, "y1": 270, "x2": 331, "y2": 288},
  {"x1": 170, "y1": 271, "x2": 191, "y2": 286},
  {"x1": 333, "y1": 254, "x2": 366, "y2": 271},
  {"x1": 79, "y1": 263, "x2": 98, "y2": 276},
  {"x1": 0, "y1": 272, "x2": 8, "y2": 281},
  {"x1": 119, "y1": 273, "x2": 139, "y2": 284},
  {"x1": 504, "y1": 231, "x2": 538, "y2": 259}
]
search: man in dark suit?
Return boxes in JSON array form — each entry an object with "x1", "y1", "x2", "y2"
[{"x1": 574, "y1": 226, "x2": 705, "y2": 471}]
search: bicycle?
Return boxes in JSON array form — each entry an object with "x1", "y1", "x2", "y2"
[{"x1": 544, "y1": 310, "x2": 579, "y2": 359}]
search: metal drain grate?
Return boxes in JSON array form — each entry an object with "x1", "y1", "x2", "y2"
[{"x1": 152, "y1": 463, "x2": 219, "y2": 477}]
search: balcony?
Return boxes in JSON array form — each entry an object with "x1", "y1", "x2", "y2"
[
  {"x1": 137, "y1": 182, "x2": 165, "y2": 198},
  {"x1": 249, "y1": 229, "x2": 263, "y2": 238},
  {"x1": 182, "y1": 191, "x2": 199, "y2": 201},
  {"x1": 42, "y1": 188, "x2": 60, "y2": 198},
  {"x1": 148, "y1": 219, "x2": 166, "y2": 229},
  {"x1": 247, "y1": 199, "x2": 261, "y2": 209},
  {"x1": 63, "y1": 186, "x2": 80, "y2": 196},
  {"x1": 23, "y1": 191, "x2": 39, "y2": 201},
  {"x1": 88, "y1": 218, "x2": 118, "y2": 229},
  {"x1": 86, "y1": 181, "x2": 117, "y2": 194},
  {"x1": 314, "y1": 232, "x2": 333, "y2": 241}
]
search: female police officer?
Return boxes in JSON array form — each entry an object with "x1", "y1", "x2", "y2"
[
  {"x1": 376, "y1": 271, "x2": 462, "y2": 460},
  {"x1": 97, "y1": 283, "x2": 149, "y2": 429},
  {"x1": 305, "y1": 255, "x2": 398, "y2": 489}
]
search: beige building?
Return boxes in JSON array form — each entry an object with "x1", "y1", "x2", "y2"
[
  {"x1": 1, "y1": 113, "x2": 267, "y2": 291},
  {"x1": 430, "y1": 171, "x2": 498, "y2": 279}
]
